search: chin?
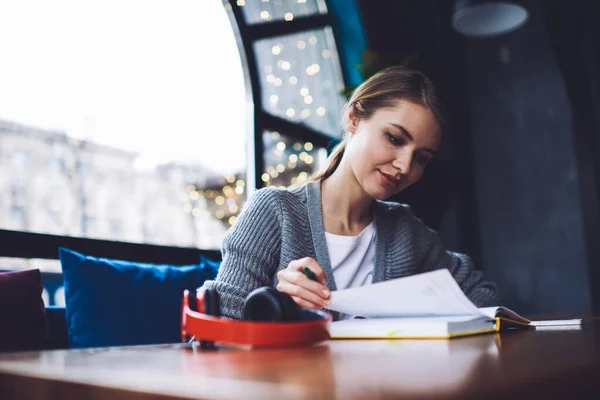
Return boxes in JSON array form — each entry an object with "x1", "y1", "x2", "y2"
[
  {"x1": 367, "y1": 180, "x2": 411, "y2": 201},
  {"x1": 364, "y1": 182, "x2": 395, "y2": 201}
]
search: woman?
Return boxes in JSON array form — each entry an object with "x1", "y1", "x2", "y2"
[{"x1": 203, "y1": 66, "x2": 500, "y2": 319}]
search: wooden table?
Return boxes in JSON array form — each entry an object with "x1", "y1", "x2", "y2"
[{"x1": 1, "y1": 320, "x2": 599, "y2": 399}]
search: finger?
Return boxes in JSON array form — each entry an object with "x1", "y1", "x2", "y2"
[
  {"x1": 278, "y1": 269, "x2": 330, "y2": 299},
  {"x1": 277, "y1": 281, "x2": 330, "y2": 307},
  {"x1": 277, "y1": 277, "x2": 329, "y2": 306},
  {"x1": 291, "y1": 296, "x2": 322, "y2": 310},
  {"x1": 288, "y1": 257, "x2": 328, "y2": 285}
]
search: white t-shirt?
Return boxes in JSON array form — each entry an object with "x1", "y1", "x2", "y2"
[{"x1": 325, "y1": 222, "x2": 376, "y2": 291}]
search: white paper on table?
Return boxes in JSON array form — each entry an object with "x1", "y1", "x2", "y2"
[{"x1": 328, "y1": 269, "x2": 482, "y2": 318}]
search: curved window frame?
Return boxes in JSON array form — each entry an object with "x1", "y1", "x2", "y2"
[{"x1": 224, "y1": 0, "x2": 349, "y2": 194}]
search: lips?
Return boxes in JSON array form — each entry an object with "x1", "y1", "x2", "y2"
[{"x1": 378, "y1": 170, "x2": 401, "y2": 188}]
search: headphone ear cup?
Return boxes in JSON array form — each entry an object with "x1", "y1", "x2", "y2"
[
  {"x1": 188, "y1": 289, "x2": 198, "y2": 312},
  {"x1": 271, "y1": 290, "x2": 300, "y2": 322},
  {"x1": 242, "y1": 287, "x2": 299, "y2": 322},
  {"x1": 203, "y1": 288, "x2": 221, "y2": 317}
]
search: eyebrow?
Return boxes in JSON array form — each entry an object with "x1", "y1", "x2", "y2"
[{"x1": 389, "y1": 123, "x2": 437, "y2": 156}]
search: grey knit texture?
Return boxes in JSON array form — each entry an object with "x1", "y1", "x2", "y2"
[{"x1": 203, "y1": 180, "x2": 500, "y2": 319}]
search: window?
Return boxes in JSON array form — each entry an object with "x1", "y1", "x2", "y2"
[
  {"x1": 11, "y1": 183, "x2": 26, "y2": 199},
  {"x1": 230, "y1": 0, "x2": 345, "y2": 191},
  {"x1": 108, "y1": 219, "x2": 123, "y2": 236},
  {"x1": 47, "y1": 158, "x2": 62, "y2": 174},
  {"x1": 0, "y1": 0, "x2": 358, "y2": 310},
  {"x1": 12, "y1": 150, "x2": 28, "y2": 170},
  {"x1": 254, "y1": 28, "x2": 344, "y2": 137},
  {"x1": 262, "y1": 130, "x2": 328, "y2": 187},
  {"x1": 10, "y1": 206, "x2": 25, "y2": 226},
  {"x1": 0, "y1": 0, "x2": 247, "y2": 250},
  {"x1": 240, "y1": 0, "x2": 327, "y2": 25},
  {"x1": 1, "y1": 0, "x2": 352, "y2": 260}
]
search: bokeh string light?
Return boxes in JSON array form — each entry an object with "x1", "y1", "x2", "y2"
[
  {"x1": 238, "y1": 0, "x2": 326, "y2": 25},
  {"x1": 184, "y1": 129, "x2": 325, "y2": 227},
  {"x1": 185, "y1": 173, "x2": 247, "y2": 228},
  {"x1": 253, "y1": 27, "x2": 344, "y2": 137},
  {"x1": 262, "y1": 130, "x2": 327, "y2": 188}
]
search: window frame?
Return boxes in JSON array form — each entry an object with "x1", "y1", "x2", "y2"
[{"x1": 225, "y1": 0, "x2": 346, "y2": 193}]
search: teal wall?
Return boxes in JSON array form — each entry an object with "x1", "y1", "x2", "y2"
[{"x1": 326, "y1": 0, "x2": 368, "y2": 87}]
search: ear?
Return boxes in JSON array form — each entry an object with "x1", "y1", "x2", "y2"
[{"x1": 346, "y1": 104, "x2": 360, "y2": 134}]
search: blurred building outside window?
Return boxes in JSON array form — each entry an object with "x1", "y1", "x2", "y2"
[{"x1": 0, "y1": 0, "x2": 248, "y2": 260}]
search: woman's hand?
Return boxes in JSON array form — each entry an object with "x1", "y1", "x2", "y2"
[{"x1": 276, "y1": 257, "x2": 331, "y2": 310}]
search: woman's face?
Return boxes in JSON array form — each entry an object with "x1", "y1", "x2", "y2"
[{"x1": 344, "y1": 99, "x2": 442, "y2": 200}]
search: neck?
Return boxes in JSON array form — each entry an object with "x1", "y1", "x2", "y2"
[{"x1": 320, "y1": 159, "x2": 373, "y2": 235}]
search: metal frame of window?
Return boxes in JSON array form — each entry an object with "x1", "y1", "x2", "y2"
[
  {"x1": 0, "y1": 229, "x2": 220, "y2": 264},
  {"x1": 0, "y1": 0, "x2": 348, "y2": 279}
]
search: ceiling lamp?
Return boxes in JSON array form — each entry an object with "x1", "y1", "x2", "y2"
[{"x1": 452, "y1": 0, "x2": 529, "y2": 37}]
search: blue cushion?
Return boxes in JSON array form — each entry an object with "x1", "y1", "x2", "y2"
[
  {"x1": 200, "y1": 254, "x2": 222, "y2": 273},
  {"x1": 59, "y1": 247, "x2": 219, "y2": 348}
]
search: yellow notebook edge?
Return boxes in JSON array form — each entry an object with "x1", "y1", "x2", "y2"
[
  {"x1": 329, "y1": 316, "x2": 534, "y2": 340},
  {"x1": 330, "y1": 327, "x2": 498, "y2": 340}
]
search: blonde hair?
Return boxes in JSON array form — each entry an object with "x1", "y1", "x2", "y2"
[{"x1": 308, "y1": 66, "x2": 448, "y2": 182}]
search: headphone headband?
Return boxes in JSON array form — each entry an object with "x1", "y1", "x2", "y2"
[{"x1": 181, "y1": 289, "x2": 331, "y2": 348}]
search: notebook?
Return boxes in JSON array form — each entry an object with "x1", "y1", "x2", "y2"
[{"x1": 328, "y1": 269, "x2": 581, "y2": 339}]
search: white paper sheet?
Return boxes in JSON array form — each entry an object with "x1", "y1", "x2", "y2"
[
  {"x1": 328, "y1": 269, "x2": 482, "y2": 318},
  {"x1": 530, "y1": 319, "x2": 583, "y2": 327}
]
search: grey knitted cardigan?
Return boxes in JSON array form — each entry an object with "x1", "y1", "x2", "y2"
[{"x1": 203, "y1": 180, "x2": 500, "y2": 319}]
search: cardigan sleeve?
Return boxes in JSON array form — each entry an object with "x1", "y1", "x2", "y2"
[
  {"x1": 202, "y1": 188, "x2": 282, "y2": 319},
  {"x1": 406, "y1": 207, "x2": 501, "y2": 307}
]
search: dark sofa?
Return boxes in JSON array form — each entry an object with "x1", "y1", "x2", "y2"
[{"x1": 45, "y1": 306, "x2": 69, "y2": 350}]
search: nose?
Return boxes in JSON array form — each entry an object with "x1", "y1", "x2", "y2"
[{"x1": 391, "y1": 148, "x2": 413, "y2": 175}]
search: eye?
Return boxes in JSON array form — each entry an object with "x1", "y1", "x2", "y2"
[
  {"x1": 414, "y1": 152, "x2": 432, "y2": 166},
  {"x1": 386, "y1": 132, "x2": 404, "y2": 146}
]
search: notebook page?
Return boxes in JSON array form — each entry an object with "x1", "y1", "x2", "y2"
[
  {"x1": 478, "y1": 306, "x2": 531, "y2": 324},
  {"x1": 328, "y1": 269, "x2": 481, "y2": 318}
]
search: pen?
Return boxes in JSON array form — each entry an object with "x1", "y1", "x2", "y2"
[{"x1": 302, "y1": 266, "x2": 318, "y2": 282}]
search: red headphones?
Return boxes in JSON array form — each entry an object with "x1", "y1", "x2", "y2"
[{"x1": 181, "y1": 287, "x2": 331, "y2": 348}]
